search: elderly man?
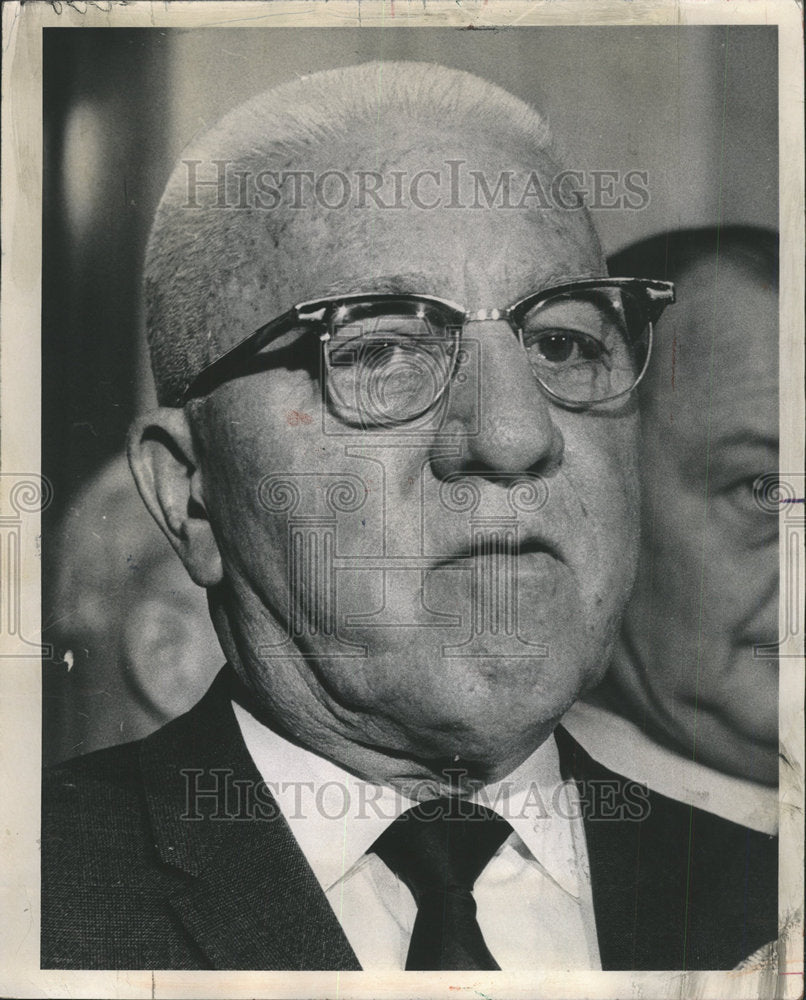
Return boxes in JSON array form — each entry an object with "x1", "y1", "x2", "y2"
[
  {"x1": 563, "y1": 225, "x2": 779, "y2": 966},
  {"x1": 42, "y1": 62, "x2": 681, "y2": 971}
]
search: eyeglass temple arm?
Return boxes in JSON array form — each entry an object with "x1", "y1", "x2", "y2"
[
  {"x1": 182, "y1": 304, "x2": 314, "y2": 402},
  {"x1": 643, "y1": 281, "x2": 676, "y2": 325}
]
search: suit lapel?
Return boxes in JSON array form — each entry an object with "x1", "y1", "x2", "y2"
[
  {"x1": 555, "y1": 726, "x2": 685, "y2": 971},
  {"x1": 557, "y1": 722, "x2": 706, "y2": 969},
  {"x1": 139, "y1": 668, "x2": 361, "y2": 970},
  {"x1": 555, "y1": 724, "x2": 658, "y2": 969},
  {"x1": 555, "y1": 724, "x2": 778, "y2": 970}
]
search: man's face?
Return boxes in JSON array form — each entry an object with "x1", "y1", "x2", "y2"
[
  {"x1": 191, "y1": 132, "x2": 641, "y2": 783},
  {"x1": 615, "y1": 259, "x2": 778, "y2": 785}
]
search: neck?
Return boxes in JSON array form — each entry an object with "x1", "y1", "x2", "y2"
[
  {"x1": 210, "y1": 592, "x2": 555, "y2": 794},
  {"x1": 231, "y1": 669, "x2": 544, "y2": 796}
]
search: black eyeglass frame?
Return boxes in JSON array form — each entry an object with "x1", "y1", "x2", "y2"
[{"x1": 181, "y1": 276, "x2": 675, "y2": 409}]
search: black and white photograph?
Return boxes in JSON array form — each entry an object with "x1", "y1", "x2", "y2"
[{"x1": 0, "y1": 2, "x2": 803, "y2": 997}]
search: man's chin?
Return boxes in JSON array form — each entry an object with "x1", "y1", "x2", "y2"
[
  {"x1": 235, "y1": 622, "x2": 601, "y2": 783},
  {"x1": 369, "y1": 665, "x2": 587, "y2": 778},
  {"x1": 381, "y1": 725, "x2": 556, "y2": 790}
]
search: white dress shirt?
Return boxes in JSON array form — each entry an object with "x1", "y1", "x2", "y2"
[
  {"x1": 561, "y1": 700, "x2": 779, "y2": 835},
  {"x1": 233, "y1": 700, "x2": 602, "y2": 970}
]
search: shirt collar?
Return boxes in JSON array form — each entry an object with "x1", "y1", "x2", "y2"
[
  {"x1": 232, "y1": 699, "x2": 410, "y2": 890},
  {"x1": 562, "y1": 699, "x2": 779, "y2": 835},
  {"x1": 468, "y1": 735, "x2": 584, "y2": 898},
  {"x1": 233, "y1": 700, "x2": 583, "y2": 897}
]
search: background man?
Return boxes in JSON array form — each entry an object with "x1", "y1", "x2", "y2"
[
  {"x1": 563, "y1": 225, "x2": 779, "y2": 966},
  {"x1": 43, "y1": 61, "x2": 689, "y2": 972},
  {"x1": 44, "y1": 454, "x2": 221, "y2": 763}
]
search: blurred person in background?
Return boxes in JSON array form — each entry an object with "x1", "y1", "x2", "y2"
[
  {"x1": 561, "y1": 225, "x2": 778, "y2": 964},
  {"x1": 45, "y1": 453, "x2": 221, "y2": 763}
]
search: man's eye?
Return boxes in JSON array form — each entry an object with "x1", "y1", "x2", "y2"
[
  {"x1": 722, "y1": 475, "x2": 777, "y2": 526},
  {"x1": 528, "y1": 329, "x2": 606, "y2": 365}
]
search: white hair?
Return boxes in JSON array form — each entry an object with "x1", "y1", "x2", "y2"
[{"x1": 145, "y1": 61, "x2": 555, "y2": 405}]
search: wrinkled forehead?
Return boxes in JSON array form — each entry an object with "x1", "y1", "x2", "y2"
[{"x1": 209, "y1": 127, "x2": 604, "y2": 340}]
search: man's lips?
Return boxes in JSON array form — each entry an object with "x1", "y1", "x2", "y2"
[{"x1": 426, "y1": 535, "x2": 564, "y2": 574}]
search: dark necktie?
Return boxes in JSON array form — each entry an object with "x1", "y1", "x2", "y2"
[{"x1": 370, "y1": 797, "x2": 512, "y2": 970}]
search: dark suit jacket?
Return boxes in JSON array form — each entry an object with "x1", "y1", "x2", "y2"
[{"x1": 42, "y1": 668, "x2": 777, "y2": 970}]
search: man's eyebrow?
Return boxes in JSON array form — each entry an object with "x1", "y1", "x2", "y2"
[{"x1": 314, "y1": 272, "x2": 446, "y2": 298}]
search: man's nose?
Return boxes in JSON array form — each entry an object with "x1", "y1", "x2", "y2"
[{"x1": 429, "y1": 320, "x2": 564, "y2": 479}]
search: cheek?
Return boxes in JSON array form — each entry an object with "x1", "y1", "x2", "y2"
[
  {"x1": 698, "y1": 528, "x2": 772, "y2": 635},
  {"x1": 567, "y1": 416, "x2": 640, "y2": 584},
  {"x1": 195, "y1": 384, "x2": 325, "y2": 584}
]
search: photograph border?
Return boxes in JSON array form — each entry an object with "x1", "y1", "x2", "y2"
[{"x1": 1, "y1": 2, "x2": 803, "y2": 997}]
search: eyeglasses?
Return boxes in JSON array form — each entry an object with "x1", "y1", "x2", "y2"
[{"x1": 182, "y1": 277, "x2": 675, "y2": 426}]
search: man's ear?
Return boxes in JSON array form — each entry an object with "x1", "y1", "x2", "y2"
[{"x1": 127, "y1": 408, "x2": 223, "y2": 587}]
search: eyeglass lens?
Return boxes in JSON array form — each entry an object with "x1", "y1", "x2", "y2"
[
  {"x1": 324, "y1": 290, "x2": 649, "y2": 427},
  {"x1": 519, "y1": 288, "x2": 648, "y2": 405},
  {"x1": 325, "y1": 302, "x2": 459, "y2": 427}
]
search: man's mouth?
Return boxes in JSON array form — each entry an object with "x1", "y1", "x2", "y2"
[
  {"x1": 426, "y1": 534, "x2": 563, "y2": 575},
  {"x1": 421, "y1": 533, "x2": 566, "y2": 632},
  {"x1": 468, "y1": 535, "x2": 561, "y2": 562}
]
